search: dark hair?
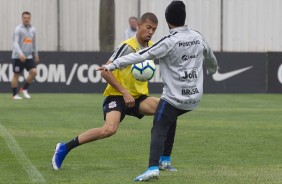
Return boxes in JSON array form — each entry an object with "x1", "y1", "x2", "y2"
[
  {"x1": 22, "y1": 11, "x2": 31, "y2": 17},
  {"x1": 140, "y1": 12, "x2": 158, "y2": 25},
  {"x1": 128, "y1": 16, "x2": 138, "y2": 22},
  {"x1": 165, "y1": 1, "x2": 186, "y2": 26}
]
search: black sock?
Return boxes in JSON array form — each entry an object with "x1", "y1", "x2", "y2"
[
  {"x1": 12, "y1": 88, "x2": 17, "y2": 96},
  {"x1": 66, "y1": 137, "x2": 80, "y2": 152},
  {"x1": 23, "y1": 82, "x2": 31, "y2": 90}
]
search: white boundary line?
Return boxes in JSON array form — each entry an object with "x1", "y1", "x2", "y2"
[{"x1": 0, "y1": 123, "x2": 46, "y2": 183}]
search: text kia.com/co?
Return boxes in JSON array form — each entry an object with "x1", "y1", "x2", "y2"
[{"x1": 0, "y1": 63, "x2": 162, "y2": 85}]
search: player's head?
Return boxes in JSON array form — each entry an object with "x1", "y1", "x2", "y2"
[
  {"x1": 22, "y1": 11, "x2": 31, "y2": 26},
  {"x1": 128, "y1": 16, "x2": 138, "y2": 31},
  {"x1": 137, "y1": 12, "x2": 158, "y2": 43},
  {"x1": 165, "y1": 0, "x2": 186, "y2": 29}
]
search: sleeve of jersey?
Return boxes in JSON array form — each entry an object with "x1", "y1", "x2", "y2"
[
  {"x1": 108, "y1": 39, "x2": 171, "y2": 70},
  {"x1": 109, "y1": 43, "x2": 132, "y2": 62},
  {"x1": 203, "y1": 39, "x2": 218, "y2": 74},
  {"x1": 32, "y1": 30, "x2": 39, "y2": 57},
  {"x1": 13, "y1": 28, "x2": 23, "y2": 55}
]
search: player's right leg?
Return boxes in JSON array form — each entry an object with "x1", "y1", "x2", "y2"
[
  {"x1": 11, "y1": 59, "x2": 23, "y2": 99},
  {"x1": 52, "y1": 112, "x2": 121, "y2": 170},
  {"x1": 78, "y1": 96, "x2": 127, "y2": 144},
  {"x1": 11, "y1": 73, "x2": 22, "y2": 99},
  {"x1": 77, "y1": 111, "x2": 121, "y2": 144}
]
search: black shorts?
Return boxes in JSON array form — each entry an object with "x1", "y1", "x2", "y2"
[
  {"x1": 103, "y1": 95, "x2": 148, "y2": 122},
  {"x1": 12, "y1": 59, "x2": 36, "y2": 73}
]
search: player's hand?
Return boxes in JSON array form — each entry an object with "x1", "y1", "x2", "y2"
[
  {"x1": 35, "y1": 55, "x2": 40, "y2": 64},
  {"x1": 96, "y1": 66, "x2": 108, "y2": 71},
  {"x1": 122, "y1": 91, "x2": 135, "y2": 108},
  {"x1": 19, "y1": 54, "x2": 26, "y2": 62},
  {"x1": 96, "y1": 64, "x2": 116, "y2": 71}
]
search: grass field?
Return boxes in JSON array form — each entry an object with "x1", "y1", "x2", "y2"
[{"x1": 0, "y1": 93, "x2": 282, "y2": 184}]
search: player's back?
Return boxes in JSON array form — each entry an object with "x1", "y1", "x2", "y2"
[{"x1": 158, "y1": 26, "x2": 213, "y2": 110}]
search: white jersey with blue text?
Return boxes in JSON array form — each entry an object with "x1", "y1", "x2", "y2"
[{"x1": 108, "y1": 26, "x2": 218, "y2": 110}]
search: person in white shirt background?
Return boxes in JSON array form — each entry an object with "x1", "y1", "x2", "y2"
[
  {"x1": 11, "y1": 11, "x2": 40, "y2": 100},
  {"x1": 124, "y1": 16, "x2": 138, "y2": 39}
]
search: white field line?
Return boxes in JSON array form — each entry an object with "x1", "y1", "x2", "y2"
[{"x1": 0, "y1": 123, "x2": 46, "y2": 183}]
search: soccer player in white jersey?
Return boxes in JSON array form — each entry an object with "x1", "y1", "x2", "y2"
[
  {"x1": 11, "y1": 11, "x2": 40, "y2": 99},
  {"x1": 99, "y1": 0, "x2": 218, "y2": 181},
  {"x1": 52, "y1": 12, "x2": 177, "y2": 173}
]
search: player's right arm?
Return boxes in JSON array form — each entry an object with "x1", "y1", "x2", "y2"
[
  {"x1": 13, "y1": 27, "x2": 26, "y2": 62},
  {"x1": 100, "y1": 44, "x2": 135, "y2": 108},
  {"x1": 101, "y1": 61, "x2": 135, "y2": 107},
  {"x1": 32, "y1": 28, "x2": 40, "y2": 63}
]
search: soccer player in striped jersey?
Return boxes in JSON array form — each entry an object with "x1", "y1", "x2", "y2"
[{"x1": 52, "y1": 12, "x2": 177, "y2": 172}]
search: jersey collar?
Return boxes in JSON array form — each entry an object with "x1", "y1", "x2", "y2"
[
  {"x1": 133, "y1": 36, "x2": 147, "y2": 49},
  {"x1": 169, "y1": 25, "x2": 189, "y2": 34},
  {"x1": 21, "y1": 23, "x2": 32, "y2": 28}
]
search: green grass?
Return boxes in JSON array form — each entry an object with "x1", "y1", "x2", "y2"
[{"x1": 0, "y1": 93, "x2": 282, "y2": 184}]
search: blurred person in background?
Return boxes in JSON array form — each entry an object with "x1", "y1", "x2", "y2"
[
  {"x1": 124, "y1": 16, "x2": 138, "y2": 39},
  {"x1": 11, "y1": 11, "x2": 40, "y2": 100}
]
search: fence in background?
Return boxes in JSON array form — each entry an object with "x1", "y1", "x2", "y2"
[{"x1": 0, "y1": 0, "x2": 281, "y2": 52}]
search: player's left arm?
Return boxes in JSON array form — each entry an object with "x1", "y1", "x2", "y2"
[
  {"x1": 203, "y1": 38, "x2": 218, "y2": 74},
  {"x1": 32, "y1": 28, "x2": 40, "y2": 63}
]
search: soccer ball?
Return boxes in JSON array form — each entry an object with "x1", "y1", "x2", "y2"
[{"x1": 131, "y1": 60, "x2": 156, "y2": 82}]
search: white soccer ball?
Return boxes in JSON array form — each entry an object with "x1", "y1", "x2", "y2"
[{"x1": 131, "y1": 60, "x2": 156, "y2": 82}]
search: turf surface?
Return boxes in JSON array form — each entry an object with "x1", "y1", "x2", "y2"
[{"x1": 0, "y1": 93, "x2": 281, "y2": 183}]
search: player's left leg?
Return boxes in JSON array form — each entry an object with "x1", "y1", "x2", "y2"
[
  {"x1": 134, "y1": 99, "x2": 189, "y2": 181},
  {"x1": 159, "y1": 109, "x2": 190, "y2": 172},
  {"x1": 148, "y1": 100, "x2": 179, "y2": 168},
  {"x1": 21, "y1": 59, "x2": 37, "y2": 99},
  {"x1": 138, "y1": 96, "x2": 177, "y2": 171},
  {"x1": 138, "y1": 96, "x2": 159, "y2": 115},
  {"x1": 134, "y1": 99, "x2": 176, "y2": 181},
  {"x1": 159, "y1": 121, "x2": 178, "y2": 171}
]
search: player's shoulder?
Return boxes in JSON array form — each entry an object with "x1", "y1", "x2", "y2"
[
  {"x1": 30, "y1": 25, "x2": 36, "y2": 30},
  {"x1": 27, "y1": 25, "x2": 36, "y2": 32},
  {"x1": 122, "y1": 36, "x2": 136, "y2": 44},
  {"x1": 189, "y1": 29, "x2": 205, "y2": 39},
  {"x1": 116, "y1": 41, "x2": 133, "y2": 53},
  {"x1": 14, "y1": 24, "x2": 22, "y2": 30},
  {"x1": 157, "y1": 31, "x2": 180, "y2": 47},
  {"x1": 122, "y1": 37, "x2": 140, "y2": 51},
  {"x1": 110, "y1": 42, "x2": 133, "y2": 61}
]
